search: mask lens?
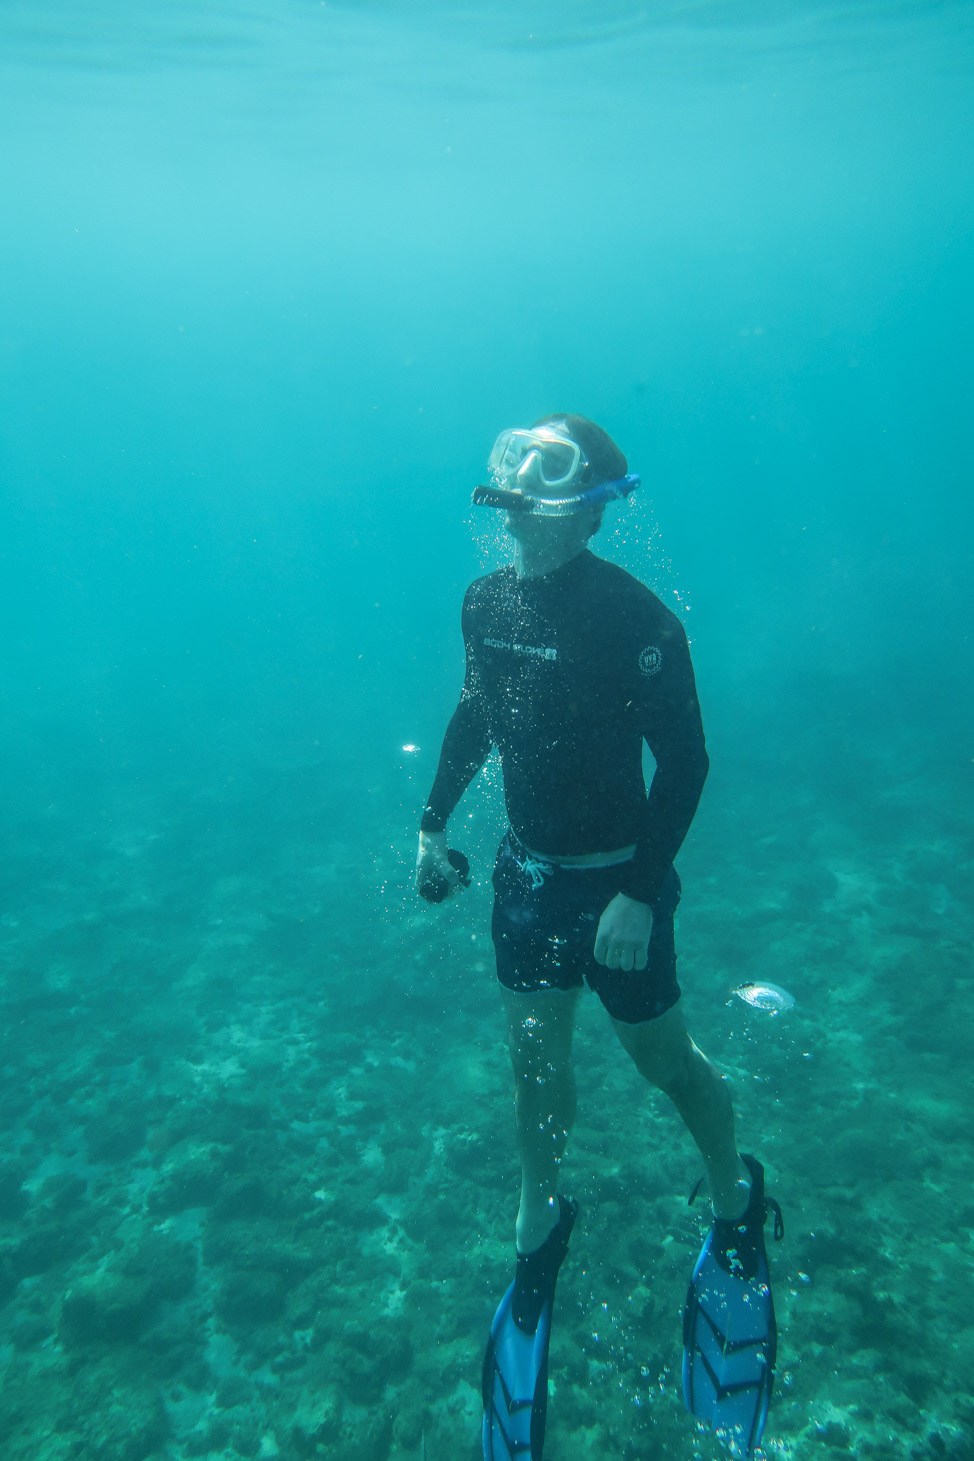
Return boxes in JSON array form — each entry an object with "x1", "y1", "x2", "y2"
[
  {"x1": 486, "y1": 431, "x2": 519, "y2": 476},
  {"x1": 535, "y1": 439, "x2": 578, "y2": 487},
  {"x1": 487, "y1": 429, "x2": 581, "y2": 489}
]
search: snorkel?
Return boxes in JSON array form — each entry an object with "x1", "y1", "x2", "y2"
[{"x1": 472, "y1": 474, "x2": 641, "y2": 517}]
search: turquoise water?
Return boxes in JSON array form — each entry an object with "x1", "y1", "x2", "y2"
[{"x1": 1, "y1": 2, "x2": 973, "y2": 1457}]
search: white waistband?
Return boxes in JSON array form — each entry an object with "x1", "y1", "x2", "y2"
[{"x1": 517, "y1": 839, "x2": 637, "y2": 870}]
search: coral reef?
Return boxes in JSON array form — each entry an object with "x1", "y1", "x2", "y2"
[{"x1": 1, "y1": 725, "x2": 971, "y2": 1461}]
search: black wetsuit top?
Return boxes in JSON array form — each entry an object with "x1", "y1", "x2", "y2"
[{"x1": 422, "y1": 549, "x2": 709, "y2": 905}]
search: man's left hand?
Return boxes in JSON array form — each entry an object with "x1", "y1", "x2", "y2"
[{"x1": 594, "y1": 892, "x2": 654, "y2": 971}]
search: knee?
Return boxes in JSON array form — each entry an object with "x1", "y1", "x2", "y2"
[
  {"x1": 634, "y1": 1030, "x2": 724, "y2": 1101},
  {"x1": 643, "y1": 1039, "x2": 696, "y2": 1097},
  {"x1": 512, "y1": 1048, "x2": 571, "y2": 1100},
  {"x1": 509, "y1": 1031, "x2": 543, "y2": 1084},
  {"x1": 509, "y1": 1037, "x2": 574, "y2": 1115},
  {"x1": 510, "y1": 1022, "x2": 563, "y2": 1084},
  {"x1": 655, "y1": 1043, "x2": 731, "y2": 1109}
]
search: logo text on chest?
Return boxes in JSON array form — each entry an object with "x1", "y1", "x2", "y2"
[{"x1": 484, "y1": 636, "x2": 558, "y2": 662}]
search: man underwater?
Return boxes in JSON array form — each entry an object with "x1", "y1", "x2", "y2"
[{"x1": 416, "y1": 415, "x2": 782, "y2": 1459}]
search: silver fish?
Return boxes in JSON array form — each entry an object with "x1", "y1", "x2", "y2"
[{"x1": 733, "y1": 981, "x2": 796, "y2": 1013}]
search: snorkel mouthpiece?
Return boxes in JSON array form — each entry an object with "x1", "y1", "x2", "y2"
[
  {"x1": 472, "y1": 474, "x2": 640, "y2": 517},
  {"x1": 472, "y1": 482, "x2": 534, "y2": 512}
]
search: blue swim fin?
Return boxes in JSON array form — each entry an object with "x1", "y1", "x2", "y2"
[
  {"x1": 682, "y1": 1154, "x2": 784, "y2": 1458},
  {"x1": 482, "y1": 1197, "x2": 577, "y2": 1461}
]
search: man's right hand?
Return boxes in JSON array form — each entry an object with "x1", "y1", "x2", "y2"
[{"x1": 416, "y1": 830, "x2": 464, "y2": 902}]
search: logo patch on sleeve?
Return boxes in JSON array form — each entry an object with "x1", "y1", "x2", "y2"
[{"x1": 639, "y1": 645, "x2": 663, "y2": 677}]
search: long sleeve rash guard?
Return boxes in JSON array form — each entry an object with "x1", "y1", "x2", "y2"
[{"x1": 422, "y1": 549, "x2": 709, "y2": 905}]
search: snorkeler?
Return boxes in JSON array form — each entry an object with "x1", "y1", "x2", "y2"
[{"x1": 416, "y1": 415, "x2": 782, "y2": 1459}]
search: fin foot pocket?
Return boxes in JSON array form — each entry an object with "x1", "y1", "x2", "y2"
[
  {"x1": 682, "y1": 1155, "x2": 783, "y2": 1458},
  {"x1": 512, "y1": 1195, "x2": 577, "y2": 1331},
  {"x1": 482, "y1": 1198, "x2": 578, "y2": 1461}
]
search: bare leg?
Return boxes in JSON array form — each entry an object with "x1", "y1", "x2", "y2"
[
  {"x1": 504, "y1": 988, "x2": 580, "y2": 1253},
  {"x1": 612, "y1": 1003, "x2": 750, "y2": 1219}
]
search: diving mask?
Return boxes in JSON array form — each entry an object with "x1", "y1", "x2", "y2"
[
  {"x1": 474, "y1": 426, "x2": 640, "y2": 517},
  {"x1": 488, "y1": 427, "x2": 585, "y2": 491}
]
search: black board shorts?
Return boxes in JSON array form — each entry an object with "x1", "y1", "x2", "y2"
[{"x1": 491, "y1": 830, "x2": 682, "y2": 1024}]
